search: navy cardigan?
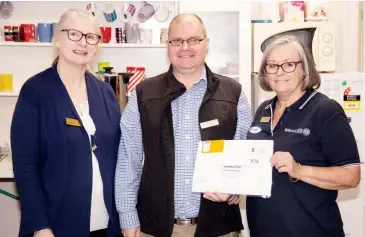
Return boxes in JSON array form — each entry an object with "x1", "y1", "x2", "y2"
[{"x1": 11, "y1": 65, "x2": 121, "y2": 237}]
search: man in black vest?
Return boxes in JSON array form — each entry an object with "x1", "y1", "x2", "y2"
[{"x1": 115, "y1": 13, "x2": 252, "y2": 237}]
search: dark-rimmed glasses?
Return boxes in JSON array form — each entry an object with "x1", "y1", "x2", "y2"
[
  {"x1": 169, "y1": 37, "x2": 206, "y2": 46},
  {"x1": 61, "y1": 29, "x2": 101, "y2": 45},
  {"x1": 264, "y1": 61, "x2": 302, "y2": 74}
]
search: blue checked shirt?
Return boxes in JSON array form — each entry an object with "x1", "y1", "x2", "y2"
[{"x1": 115, "y1": 69, "x2": 252, "y2": 229}]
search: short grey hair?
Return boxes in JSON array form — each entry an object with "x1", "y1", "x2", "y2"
[{"x1": 258, "y1": 35, "x2": 321, "y2": 91}]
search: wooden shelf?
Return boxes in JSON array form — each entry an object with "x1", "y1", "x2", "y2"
[{"x1": 0, "y1": 42, "x2": 166, "y2": 48}]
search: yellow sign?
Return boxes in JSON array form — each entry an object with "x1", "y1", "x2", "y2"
[
  {"x1": 343, "y1": 87, "x2": 361, "y2": 111},
  {"x1": 65, "y1": 118, "x2": 82, "y2": 127},
  {"x1": 201, "y1": 140, "x2": 225, "y2": 153},
  {"x1": 343, "y1": 101, "x2": 360, "y2": 111},
  {"x1": 0, "y1": 74, "x2": 13, "y2": 92}
]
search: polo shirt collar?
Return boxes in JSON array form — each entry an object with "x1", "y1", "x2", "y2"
[{"x1": 265, "y1": 88, "x2": 318, "y2": 110}]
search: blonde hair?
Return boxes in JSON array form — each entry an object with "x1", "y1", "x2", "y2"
[
  {"x1": 258, "y1": 35, "x2": 321, "y2": 91},
  {"x1": 52, "y1": 8, "x2": 100, "y2": 75}
]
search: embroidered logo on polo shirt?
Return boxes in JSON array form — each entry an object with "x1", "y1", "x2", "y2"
[
  {"x1": 249, "y1": 126, "x2": 262, "y2": 134},
  {"x1": 284, "y1": 128, "x2": 311, "y2": 136}
]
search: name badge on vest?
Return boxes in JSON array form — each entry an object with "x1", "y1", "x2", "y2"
[
  {"x1": 200, "y1": 119, "x2": 219, "y2": 129},
  {"x1": 66, "y1": 118, "x2": 82, "y2": 127},
  {"x1": 260, "y1": 117, "x2": 271, "y2": 123}
]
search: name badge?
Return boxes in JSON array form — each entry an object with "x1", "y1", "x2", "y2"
[
  {"x1": 200, "y1": 119, "x2": 219, "y2": 129},
  {"x1": 66, "y1": 118, "x2": 82, "y2": 127},
  {"x1": 260, "y1": 117, "x2": 271, "y2": 123}
]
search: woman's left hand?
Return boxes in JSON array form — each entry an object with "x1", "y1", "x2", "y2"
[{"x1": 270, "y1": 151, "x2": 301, "y2": 179}]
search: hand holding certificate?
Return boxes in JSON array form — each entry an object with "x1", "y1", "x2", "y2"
[{"x1": 192, "y1": 140, "x2": 273, "y2": 197}]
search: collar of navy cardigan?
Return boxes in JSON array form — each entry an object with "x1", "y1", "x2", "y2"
[{"x1": 264, "y1": 88, "x2": 318, "y2": 111}]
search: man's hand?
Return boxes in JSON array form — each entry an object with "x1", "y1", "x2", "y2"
[
  {"x1": 228, "y1": 195, "x2": 241, "y2": 205},
  {"x1": 122, "y1": 227, "x2": 141, "y2": 237},
  {"x1": 203, "y1": 192, "x2": 230, "y2": 202},
  {"x1": 33, "y1": 229, "x2": 54, "y2": 237}
]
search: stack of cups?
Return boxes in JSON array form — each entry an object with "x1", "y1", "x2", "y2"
[{"x1": 116, "y1": 28, "x2": 126, "y2": 43}]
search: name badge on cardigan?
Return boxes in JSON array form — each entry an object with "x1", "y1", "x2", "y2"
[
  {"x1": 66, "y1": 118, "x2": 82, "y2": 127},
  {"x1": 200, "y1": 119, "x2": 219, "y2": 129}
]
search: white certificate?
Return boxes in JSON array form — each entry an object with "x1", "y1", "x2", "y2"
[{"x1": 192, "y1": 140, "x2": 273, "y2": 197}]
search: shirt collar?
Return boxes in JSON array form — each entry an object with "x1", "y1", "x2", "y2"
[
  {"x1": 172, "y1": 66, "x2": 207, "y2": 84},
  {"x1": 265, "y1": 88, "x2": 318, "y2": 110}
]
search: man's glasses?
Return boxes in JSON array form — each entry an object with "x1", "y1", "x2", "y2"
[
  {"x1": 61, "y1": 29, "x2": 101, "y2": 45},
  {"x1": 169, "y1": 37, "x2": 206, "y2": 46},
  {"x1": 264, "y1": 61, "x2": 302, "y2": 74}
]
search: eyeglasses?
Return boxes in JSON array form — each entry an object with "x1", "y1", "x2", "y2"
[
  {"x1": 264, "y1": 61, "x2": 302, "y2": 74},
  {"x1": 61, "y1": 29, "x2": 101, "y2": 45},
  {"x1": 168, "y1": 37, "x2": 206, "y2": 46}
]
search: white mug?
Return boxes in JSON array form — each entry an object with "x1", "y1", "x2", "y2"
[
  {"x1": 137, "y1": 1, "x2": 155, "y2": 23},
  {"x1": 139, "y1": 28, "x2": 153, "y2": 44},
  {"x1": 120, "y1": 2, "x2": 136, "y2": 23},
  {"x1": 0, "y1": 1, "x2": 13, "y2": 19}
]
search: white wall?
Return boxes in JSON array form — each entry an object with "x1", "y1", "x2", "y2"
[
  {"x1": 328, "y1": 1, "x2": 360, "y2": 73},
  {"x1": 360, "y1": 1, "x2": 365, "y2": 72}
]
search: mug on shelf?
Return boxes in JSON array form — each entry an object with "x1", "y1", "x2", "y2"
[
  {"x1": 139, "y1": 28, "x2": 153, "y2": 44},
  {"x1": 116, "y1": 27, "x2": 126, "y2": 43},
  {"x1": 137, "y1": 1, "x2": 155, "y2": 23},
  {"x1": 0, "y1": 1, "x2": 13, "y2": 19},
  {"x1": 3, "y1": 25, "x2": 13, "y2": 41},
  {"x1": 38, "y1": 23, "x2": 53, "y2": 42},
  {"x1": 20, "y1": 24, "x2": 36, "y2": 42},
  {"x1": 160, "y1": 28, "x2": 168, "y2": 44},
  {"x1": 103, "y1": 3, "x2": 117, "y2": 22},
  {"x1": 100, "y1": 26, "x2": 112, "y2": 43},
  {"x1": 85, "y1": 2, "x2": 99, "y2": 19},
  {"x1": 126, "y1": 23, "x2": 138, "y2": 43},
  {"x1": 120, "y1": 2, "x2": 136, "y2": 23}
]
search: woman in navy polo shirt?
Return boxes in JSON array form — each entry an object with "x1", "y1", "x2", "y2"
[{"x1": 246, "y1": 36, "x2": 360, "y2": 237}]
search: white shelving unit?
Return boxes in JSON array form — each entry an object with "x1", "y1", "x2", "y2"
[
  {"x1": 0, "y1": 92, "x2": 18, "y2": 97},
  {"x1": 0, "y1": 42, "x2": 166, "y2": 48},
  {"x1": 0, "y1": 1, "x2": 178, "y2": 98}
]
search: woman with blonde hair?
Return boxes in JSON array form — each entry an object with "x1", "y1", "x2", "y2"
[{"x1": 11, "y1": 9, "x2": 121, "y2": 237}]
